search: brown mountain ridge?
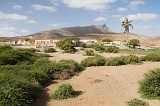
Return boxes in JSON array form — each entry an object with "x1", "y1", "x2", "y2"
[
  {"x1": 0, "y1": 24, "x2": 160, "y2": 47},
  {"x1": 27, "y1": 24, "x2": 114, "y2": 39}
]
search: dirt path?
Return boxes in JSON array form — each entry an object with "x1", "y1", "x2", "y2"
[{"x1": 33, "y1": 62, "x2": 160, "y2": 106}]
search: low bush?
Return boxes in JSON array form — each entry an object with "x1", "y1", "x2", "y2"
[
  {"x1": 127, "y1": 98, "x2": 149, "y2": 106},
  {"x1": 44, "y1": 48, "x2": 56, "y2": 53},
  {"x1": 0, "y1": 73, "x2": 41, "y2": 106},
  {"x1": 0, "y1": 49, "x2": 35, "y2": 65},
  {"x1": 50, "y1": 83, "x2": 75, "y2": 100},
  {"x1": 33, "y1": 58, "x2": 54, "y2": 85},
  {"x1": 105, "y1": 46, "x2": 119, "y2": 53},
  {"x1": 79, "y1": 42, "x2": 87, "y2": 48},
  {"x1": 102, "y1": 38, "x2": 112, "y2": 42},
  {"x1": 56, "y1": 37, "x2": 78, "y2": 53},
  {"x1": 16, "y1": 48, "x2": 37, "y2": 53},
  {"x1": 139, "y1": 68, "x2": 160, "y2": 100},
  {"x1": 143, "y1": 53, "x2": 160, "y2": 62},
  {"x1": 80, "y1": 55, "x2": 106, "y2": 67},
  {"x1": 62, "y1": 42, "x2": 77, "y2": 53},
  {"x1": 128, "y1": 39, "x2": 140, "y2": 49},
  {"x1": 85, "y1": 50, "x2": 95, "y2": 56},
  {"x1": 0, "y1": 45, "x2": 12, "y2": 52},
  {"x1": 106, "y1": 57, "x2": 125, "y2": 66},
  {"x1": 123, "y1": 55, "x2": 141, "y2": 64},
  {"x1": 52, "y1": 59, "x2": 83, "y2": 80},
  {"x1": 106, "y1": 55, "x2": 141, "y2": 66},
  {"x1": 92, "y1": 44, "x2": 105, "y2": 53}
]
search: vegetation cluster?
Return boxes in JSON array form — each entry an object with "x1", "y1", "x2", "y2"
[
  {"x1": 50, "y1": 83, "x2": 75, "y2": 100},
  {"x1": 139, "y1": 68, "x2": 160, "y2": 100},
  {"x1": 0, "y1": 45, "x2": 83, "y2": 106},
  {"x1": 44, "y1": 48, "x2": 56, "y2": 53},
  {"x1": 127, "y1": 98, "x2": 149, "y2": 106}
]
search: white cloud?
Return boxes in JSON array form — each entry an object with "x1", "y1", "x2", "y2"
[
  {"x1": 49, "y1": 23, "x2": 66, "y2": 27},
  {"x1": 94, "y1": 17, "x2": 107, "y2": 22},
  {"x1": 31, "y1": 4, "x2": 57, "y2": 12},
  {"x1": 25, "y1": 20, "x2": 36, "y2": 24},
  {"x1": 50, "y1": 0, "x2": 60, "y2": 6},
  {"x1": 0, "y1": 12, "x2": 27, "y2": 21},
  {"x1": 20, "y1": 29, "x2": 30, "y2": 33},
  {"x1": 129, "y1": 0, "x2": 144, "y2": 9},
  {"x1": 50, "y1": 0, "x2": 117, "y2": 11},
  {"x1": 117, "y1": 7, "x2": 128, "y2": 12},
  {"x1": 124, "y1": 13, "x2": 159, "y2": 21},
  {"x1": 13, "y1": 5, "x2": 22, "y2": 10},
  {"x1": 0, "y1": 25, "x2": 17, "y2": 37}
]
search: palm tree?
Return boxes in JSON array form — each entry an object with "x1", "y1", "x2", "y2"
[{"x1": 122, "y1": 18, "x2": 133, "y2": 33}]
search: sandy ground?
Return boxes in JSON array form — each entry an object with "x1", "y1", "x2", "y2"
[
  {"x1": 48, "y1": 52, "x2": 144, "y2": 63},
  {"x1": 14, "y1": 46, "x2": 159, "y2": 106},
  {"x1": 32, "y1": 62, "x2": 160, "y2": 106}
]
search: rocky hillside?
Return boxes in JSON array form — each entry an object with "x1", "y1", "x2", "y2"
[
  {"x1": 28, "y1": 24, "x2": 114, "y2": 39},
  {"x1": 0, "y1": 24, "x2": 160, "y2": 47}
]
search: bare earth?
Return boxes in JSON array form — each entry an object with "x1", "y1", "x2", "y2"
[
  {"x1": 33, "y1": 61, "x2": 160, "y2": 106},
  {"x1": 48, "y1": 52, "x2": 144, "y2": 63}
]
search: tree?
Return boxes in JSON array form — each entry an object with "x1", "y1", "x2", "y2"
[
  {"x1": 56, "y1": 37, "x2": 78, "y2": 53},
  {"x1": 122, "y1": 18, "x2": 133, "y2": 33},
  {"x1": 128, "y1": 39, "x2": 140, "y2": 49},
  {"x1": 102, "y1": 38, "x2": 112, "y2": 42}
]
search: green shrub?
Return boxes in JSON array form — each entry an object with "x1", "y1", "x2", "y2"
[
  {"x1": 52, "y1": 59, "x2": 83, "y2": 80},
  {"x1": 0, "y1": 73, "x2": 41, "y2": 106},
  {"x1": 0, "y1": 49, "x2": 35, "y2": 65},
  {"x1": 0, "y1": 65, "x2": 37, "y2": 83},
  {"x1": 102, "y1": 38, "x2": 112, "y2": 42},
  {"x1": 139, "y1": 68, "x2": 160, "y2": 100},
  {"x1": 61, "y1": 42, "x2": 76, "y2": 53},
  {"x1": 34, "y1": 53, "x2": 51, "y2": 58},
  {"x1": 0, "y1": 45, "x2": 12, "y2": 52},
  {"x1": 56, "y1": 37, "x2": 79, "y2": 53},
  {"x1": 44, "y1": 48, "x2": 56, "y2": 53},
  {"x1": 31, "y1": 70, "x2": 51, "y2": 85},
  {"x1": 79, "y1": 42, "x2": 87, "y2": 48},
  {"x1": 105, "y1": 46, "x2": 119, "y2": 53},
  {"x1": 128, "y1": 39, "x2": 140, "y2": 49},
  {"x1": 105, "y1": 55, "x2": 141, "y2": 66},
  {"x1": 127, "y1": 98, "x2": 149, "y2": 106},
  {"x1": 143, "y1": 53, "x2": 160, "y2": 62},
  {"x1": 33, "y1": 58, "x2": 54, "y2": 85},
  {"x1": 123, "y1": 55, "x2": 141, "y2": 64},
  {"x1": 92, "y1": 44, "x2": 105, "y2": 52},
  {"x1": 106, "y1": 57, "x2": 125, "y2": 66},
  {"x1": 50, "y1": 83, "x2": 75, "y2": 100},
  {"x1": 16, "y1": 48, "x2": 37, "y2": 53},
  {"x1": 80, "y1": 55, "x2": 106, "y2": 67},
  {"x1": 85, "y1": 50, "x2": 95, "y2": 56}
]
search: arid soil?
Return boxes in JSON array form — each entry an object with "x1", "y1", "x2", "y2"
[
  {"x1": 48, "y1": 52, "x2": 144, "y2": 63},
  {"x1": 33, "y1": 61, "x2": 160, "y2": 106}
]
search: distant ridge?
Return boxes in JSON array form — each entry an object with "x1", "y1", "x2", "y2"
[
  {"x1": 0, "y1": 24, "x2": 160, "y2": 47},
  {"x1": 28, "y1": 24, "x2": 114, "y2": 39}
]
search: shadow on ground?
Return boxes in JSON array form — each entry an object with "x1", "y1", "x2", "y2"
[
  {"x1": 31, "y1": 81, "x2": 57, "y2": 106},
  {"x1": 31, "y1": 81, "x2": 83, "y2": 106}
]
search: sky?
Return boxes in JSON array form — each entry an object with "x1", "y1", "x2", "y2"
[{"x1": 0, "y1": 0, "x2": 160, "y2": 37}]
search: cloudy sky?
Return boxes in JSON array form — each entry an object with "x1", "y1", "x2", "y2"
[{"x1": 0, "y1": 0, "x2": 160, "y2": 37}]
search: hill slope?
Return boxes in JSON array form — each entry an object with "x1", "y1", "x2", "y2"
[
  {"x1": 28, "y1": 24, "x2": 114, "y2": 39},
  {"x1": 0, "y1": 24, "x2": 160, "y2": 47}
]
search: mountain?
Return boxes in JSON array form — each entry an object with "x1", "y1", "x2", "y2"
[
  {"x1": 0, "y1": 24, "x2": 160, "y2": 47},
  {"x1": 27, "y1": 24, "x2": 114, "y2": 39}
]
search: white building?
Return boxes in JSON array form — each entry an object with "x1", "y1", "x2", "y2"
[
  {"x1": 80, "y1": 39, "x2": 98, "y2": 45},
  {"x1": 35, "y1": 39, "x2": 57, "y2": 48}
]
